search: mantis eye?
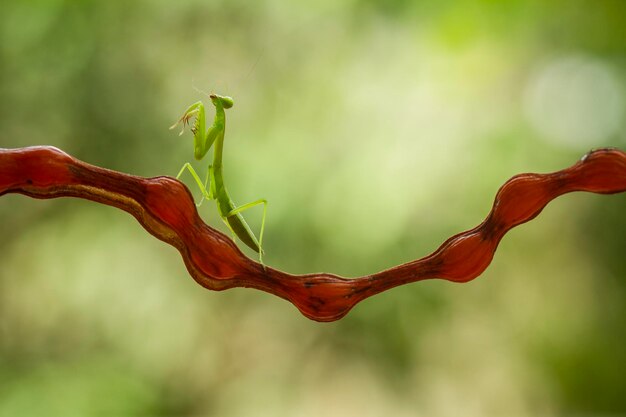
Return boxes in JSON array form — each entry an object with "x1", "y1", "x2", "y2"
[
  {"x1": 210, "y1": 94, "x2": 234, "y2": 109},
  {"x1": 221, "y1": 96, "x2": 234, "y2": 109}
]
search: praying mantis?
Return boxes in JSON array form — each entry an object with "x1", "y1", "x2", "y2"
[{"x1": 170, "y1": 93, "x2": 267, "y2": 263}]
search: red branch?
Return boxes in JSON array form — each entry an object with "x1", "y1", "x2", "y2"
[{"x1": 1, "y1": 146, "x2": 625, "y2": 321}]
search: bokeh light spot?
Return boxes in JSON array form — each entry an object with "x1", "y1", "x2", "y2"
[{"x1": 524, "y1": 55, "x2": 624, "y2": 149}]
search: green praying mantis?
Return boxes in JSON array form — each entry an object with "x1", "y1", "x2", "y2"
[{"x1": 170, "y1": 93, "x2": 268, "y2": 263}]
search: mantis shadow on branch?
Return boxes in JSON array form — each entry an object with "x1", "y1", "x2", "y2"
[{"x1": 0, "y1": 145, "x2": 625, "y2": 321}]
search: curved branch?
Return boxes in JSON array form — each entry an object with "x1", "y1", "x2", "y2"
[{"x1": 1, "y1": 146, "x2": 625, "y2": 321}]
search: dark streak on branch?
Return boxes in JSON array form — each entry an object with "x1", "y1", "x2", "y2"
[{"x1": 1, "y1": 146, "x2": 625, "y2": 321}]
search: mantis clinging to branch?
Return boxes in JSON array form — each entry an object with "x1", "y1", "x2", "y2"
[{"x1": 170, "y1": 93, "x2": 267, "y2": 263}]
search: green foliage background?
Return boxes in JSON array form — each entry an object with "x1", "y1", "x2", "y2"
[{"x1": 1, "y1": 0, "x2": 625, "y2": 415}]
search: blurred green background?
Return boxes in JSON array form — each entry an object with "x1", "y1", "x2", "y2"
[{"x1": 1, "y1": 0, "x2": 625, "y2": 415}]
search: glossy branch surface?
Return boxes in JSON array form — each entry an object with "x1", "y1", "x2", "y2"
[{"x1": 1, "y1": 146, "x2": 624, "y2": 321}]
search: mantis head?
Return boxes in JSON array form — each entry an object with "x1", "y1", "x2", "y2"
[{"x1": 210, "y1": 94, "x2": 234, "y2": 109}]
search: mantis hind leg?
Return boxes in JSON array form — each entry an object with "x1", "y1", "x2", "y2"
[
  {"x1": 227, "y1": 199, "x2": 268, "y2": 263},
  {"x1": 176, "y1": 163, "x2": 212, "y2": 206}
]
